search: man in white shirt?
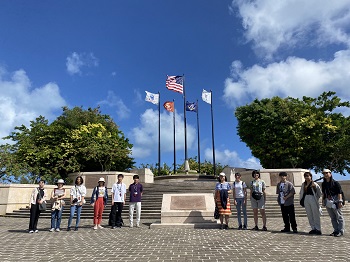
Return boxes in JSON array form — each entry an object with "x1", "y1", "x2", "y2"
[{"x1": 111, "y1": 174, "x2": 126, "y2": 228}]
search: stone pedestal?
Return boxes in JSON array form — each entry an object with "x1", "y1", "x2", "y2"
[{"x1": 150, "y1": 193, "x2": 218, "y2": 228}]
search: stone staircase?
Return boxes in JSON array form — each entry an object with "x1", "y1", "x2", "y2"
[{"x1": 4, "y1": 175, "x2": 350, "y2": 222}]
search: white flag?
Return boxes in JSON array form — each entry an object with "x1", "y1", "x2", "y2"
[
  {"x1": 145, "y1": 91, "x2": 159, "y2": 105},
  {"x1": 202, "y1": 89, "x2": 211, "y2": 104}
]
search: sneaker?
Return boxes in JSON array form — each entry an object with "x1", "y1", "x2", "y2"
[
  {"x1": 55, "y1": 228, "x2": 60, "y2": 232},
  {"x1": 111, "y1": 226, "x2": 116, "y2": 229},
  {"x1": 334, "y1": 231, "x2": 342, "y2": 237},
  {"x1": 93, "y1": 225, "x2": 98, "y2": 230},
  {"x1": 280, "y1": 228, "x2": 290, "y2": 232},
  {"x1": 74, "y1": 227, "x2": 78, "y2": 231},
  {"x1": 252, "y1": 225, "x2": 259, "y2": 231},
  {"x1": 224, "y1": 224, "x2": 229, "y2": 230},
  {"x1": 329, "y1": 231, "x2": 337, "y2": 236},
  {"x1": 136, "y1": 224, "x2": 140, "y2": 228},
  {"x1": 309, "y1": 229, "x2": 317, "y2": 234},
  {"x1": 29, "y1": 230, "x2": 34, "y2": 234},
  {"x1": 315, "y1": 230, "x2": 322, "y2": 235},
  {"x1": 49, "y1": 228, "x2": 55, "y2": 232},
  {"x1": 262, "y1": 226, "x2": 267, "y2": 231},
  {"x1": 67, "y1": 227, "x2": 71, "y2": 231},
  {"x1": 293, "y1": 229, "x2": 298, "y2": 233},
  {"x1": 98, "y1": 225, "x2": 104, "y2": 229},
  {"x1": 34, "y1": 230, "x2": 38, "y2": 233},
  {"x1": 129, "y1": 225, "x2": 133, "y2": 228},
  {"x1": 220, "y1": 224, "x2": 224, "y2": 230},
  {"x1": 243, "y1": 225, "x2": 247, "y2": 230},
  {"x1": 238, "y1": 225, "x2": 243, "y2": 230}
]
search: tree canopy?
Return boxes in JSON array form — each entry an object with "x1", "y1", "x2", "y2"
[
  {"x1": 235, "y1": 91, "x2": 350, "y2": 175},
  {"x1": 1, "y1": 106, "x2": 134, "y2": 183}
]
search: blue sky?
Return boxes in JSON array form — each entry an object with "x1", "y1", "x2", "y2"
[{"x1": 1, "y1": 1, "x2": 350, "y2": 180}]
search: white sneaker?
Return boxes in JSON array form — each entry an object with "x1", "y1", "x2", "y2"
[
  {"x1": 55, "y1": 228, "x2": 60, "y2": 232},
  {"x1": 129, "y1": 225, "x2": 133, "y2": 228},
  {"x1": 49, "y1": 228, "x2": 55, "y2": 232},
  {"x1": 93, "y1": 225, "x2": 98, "y2": 230},
  {"x1": 136, "y1": 224, "x2": 140, "y2": 228},
  {"x1": 34, "y1": 230, "x2": 38, "y2": 233},
  {"x1": 29, "y1": 230, "x2": 34, "y2": 233},
  {"x1": 98, "y1": 225, "x2": 104, "y2": 229}
]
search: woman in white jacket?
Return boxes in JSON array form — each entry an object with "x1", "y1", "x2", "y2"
[
  {"x1": 28, "y1": 179, "x2": 47, "y2": 233},
  {"x1": 300, "y1": 172, "x2": 322, "y2": 235}
]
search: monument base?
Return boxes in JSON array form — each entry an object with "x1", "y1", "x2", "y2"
[{"x1": 150, "y1": 193, "x2": 218, "y2": 229}]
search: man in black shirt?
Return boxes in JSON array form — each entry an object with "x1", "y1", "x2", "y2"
[{"x1": 321, "y1": 169, "x2": 344, "y2": 237}]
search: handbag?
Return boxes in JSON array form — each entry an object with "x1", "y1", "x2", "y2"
[
  {"x1": 311, "y1": 186, "x2": 322, "y2": 215},
  {"x1": 326, "y1": 198, "x2": 336, "y2": 209},
  {"x1": 214, "y1": 205, "x2": 220, "y2": 219},
  {"x1": 252, "y1": 191, "x2": 263, "y2": 200},
  {"x1": 300, "y1": 194, "x2": 305, "y2": 207},
  {"x1": 39, "y1": 202, "x2": 47, "y2": 211}
]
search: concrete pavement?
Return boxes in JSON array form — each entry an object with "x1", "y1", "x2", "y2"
[{"x1": 0, "y1": 215, "x2": 349, "y2": 261}]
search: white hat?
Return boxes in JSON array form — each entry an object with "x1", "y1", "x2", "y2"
[
  {"x1": 98, "y1": 177, "x2": 105, "y2": 183},
  {"x1": 56, "y1": 179, "x2": 65, "y2": 184},
  {"x1": 322, "y1": 169, "x2": 331, "y2": 173},
  {"x1": 219, "y1": 172, "x2": 226, "y2": 177}
]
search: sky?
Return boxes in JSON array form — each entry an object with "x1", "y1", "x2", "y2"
[{"x1": 1, "y1": 0, "x2": 350, "y2": 181}]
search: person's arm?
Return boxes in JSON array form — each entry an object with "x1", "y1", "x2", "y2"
[
  {"x1": 336, "y1": 182, "x2": 343, "y2": 208},
  {"x1": 140, "y1": 184, "x2": 143, "y2": 196},
  {"x1": 284, "y1": 183, "x2": 295, "y2": 200}
]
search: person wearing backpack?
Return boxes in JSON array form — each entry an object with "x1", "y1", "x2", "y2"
[
  {"x1": 91, "y1": 177, "x2": 108, "y2": 230},
  {"x1": 322, "y1": 169, "x2": 345, "y2": 237},
  {"x1": 232, "y1": 172, "x2": 248, "y2": 230}
]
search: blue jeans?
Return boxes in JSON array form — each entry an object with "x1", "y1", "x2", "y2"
[
  {"x1": 68, "y1": 205, "x2": 82, "y2": 228},
  {"x1": 235, "y1": 198, "x2": 247, "y2": 227},
  {"x1": 51, "y1": 207, "x2": 64, "y2": 229}
]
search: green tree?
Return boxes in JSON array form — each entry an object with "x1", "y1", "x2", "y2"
[
  {"x1": 235, "y1": 91, "x2": 350, "y2": 175},
  {"x1": 2, "y1": 107, "x2": 134, "y2": 183}
]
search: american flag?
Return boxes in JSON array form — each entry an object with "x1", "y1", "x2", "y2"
[{"x1": 166, "y1": 75, "x2": 184, "y2": 94}]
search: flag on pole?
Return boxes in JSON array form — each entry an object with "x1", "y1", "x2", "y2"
[
  {"x1": 145, "y1": 91, "x2": 159, "y2": 105},
  {"x1": 163, "y1": 101, "x2": 174, "y2": 112},
  {"x1": 185, "y1": 101, "x2": 198, "y2": 112},
  {"x1": 202, "y1": 89, "x2": 211, "y2": 104},
  {"x1": 166, "y1": 75, "x2": 184, "y2": 94}
]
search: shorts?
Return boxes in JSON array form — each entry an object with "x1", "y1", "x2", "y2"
[{"x1": 251, "y1": 196, "x2": 265, "y2": 209}]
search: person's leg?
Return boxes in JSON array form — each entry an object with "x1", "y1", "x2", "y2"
[
  {"x1": 116, "y1": 202, "x2": 123, "y2": 226},
  {"x1": 98, "y1": 199, "x2": 104, "y2": 226},
  {"x1": 51, "y1": 210, "x2": 56, "y2": 229},
  {"x1": 304, "y1": 195, "x2": 316, "y2": 231},
  {"x1": 326, "y1": 207, "x2": 338, "y2": 233},
  {"x1": 129, "y1": 202, "x2": 135, "y2": 227},
  {"x1": 75, "y1": 205, "x2": 82, "y2": 228},
  {"x1": 136, "y1": 202, "x2": 141, "y2": 226},
  {"x1": 236, "y1": 198, "x2": 243, "y2": 228},
  {"x1": 253, "y1": 209, "x2": 258, "y2": 228},
  {"x1": 57, "y1": 206, "x2": 64, "y2": 230},
  {"x1": 335, "y1": 208, "x2": 344, "y2": 234},
  {"x1": 280, "y1": 204, "x2": 290, "y2": 230},
  {"x1": 288, "y1": 204, "x2": 297, "y2": 231},
  {"x1": 111, "y1": 203, "x2": 117, "y2": 227},
  {"x1": 29, "y1": 204, "x2": 37, "y2": 231},
  {"x1": 260, "y1": 209, "x2": 266, "y2": 228},
  {"x1": 242, "y1": 201, "x2": 248, "y2": 228},
  {"x1": 67, "y1": 205, "x2": 76, "y2": 229},
  {"x1": 33, "y1": 205, "x2": 41, "y2": 231}
]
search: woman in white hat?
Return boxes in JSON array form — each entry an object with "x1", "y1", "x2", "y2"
[
  {"x1": 91, "y1": 177, "x2": 108, "y2": 229},
  {"x1": 50, "y1": 179, "x2": 66, "y2": 232}
]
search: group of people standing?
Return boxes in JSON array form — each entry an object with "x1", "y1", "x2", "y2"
[
  {"x1": 28, "y1": 174, "x2": 143, "y2": 233},
  {"x1": 214, "y1": 169, "x2": 345, "y2": 236}
]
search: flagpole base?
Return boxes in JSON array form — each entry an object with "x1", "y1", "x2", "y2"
[{"x1": 184, "y1": 160, "x2": 190, "y2": 174}]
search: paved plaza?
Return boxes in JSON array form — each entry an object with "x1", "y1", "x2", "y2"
[{"x1": 0, "y1": 215, "x2": 349, "y2": 262}]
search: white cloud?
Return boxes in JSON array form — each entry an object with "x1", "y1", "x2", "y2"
[
  {"x1": 204, "y1": 148, "x2": 262, "y2": 170},
  {"x1": 129, "y1": 109, "x2": 196, "y2": 159},
  {"x1": 98, "y1": 91, "x2": 131, "y2": 120},
  {"x1": 232, "y1": 0, "x2": 350, "y2": 58},
  {"x1": 0, "y1": 67, "x2": 66, "y2": 142},
  {"x1": 224, "y1": 50, "x2": 350, "y2": 108},
  {"x1": 66, "y1": 52, "x2": 99, "y2": 75}
]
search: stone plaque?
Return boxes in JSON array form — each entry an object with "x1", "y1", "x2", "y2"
[
  {"x1": 85, "y1": 175, "x2": 107, "y2": 188},
  {"x1": 170, "y1": 195, "x2": 206, "y2": 210}
]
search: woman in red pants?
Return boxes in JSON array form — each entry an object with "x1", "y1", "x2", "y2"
[{"x1": 90, "y1": 177, "x2": 108, "y2": 229}]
